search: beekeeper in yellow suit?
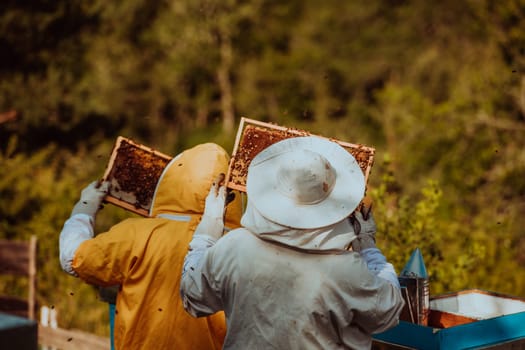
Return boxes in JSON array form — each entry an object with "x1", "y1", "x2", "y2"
[{"x1": 59, "y1": 143, "x2": 242, "y2": 350}]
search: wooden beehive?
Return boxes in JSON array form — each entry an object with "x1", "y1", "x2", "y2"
[
  {"x1": 226, "y1": 118, "x2": 376, "y2": 196},
  {"x1": 374, "y1": 289, "x2": 525, "y2": 349},
  {"x1": 101, "y1": 136, "x2": 173, "y2": 216}
]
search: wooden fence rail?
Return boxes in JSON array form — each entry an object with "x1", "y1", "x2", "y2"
[{"x1": 38, "y1": 325, "x2": 110, "y2": 350}]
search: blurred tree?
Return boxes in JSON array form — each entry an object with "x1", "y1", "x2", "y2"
[
  {"x1": 1, "y1": 0, "x2": 525, "y2": 336},
  {"x1": 369, "y1": 0, "x2": 525, "y2": 295},
  {"x1": 0, "y1": 1, "x2": 125, "y2": 152},
  {"x1": 0, "y1": 135, "x2": 117, "y2": 334}
]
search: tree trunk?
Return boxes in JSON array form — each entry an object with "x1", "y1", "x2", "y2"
[{"x1": 217, "y1": 31, "x2": 235, "y2": 133}]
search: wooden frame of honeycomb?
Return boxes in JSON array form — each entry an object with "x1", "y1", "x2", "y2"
[
  {"x1": 226, "y1": 118, "x2": 376, "y2": 198},
  {"x1": 101, "y1": 136, "x2": 173, "y2": 217}
]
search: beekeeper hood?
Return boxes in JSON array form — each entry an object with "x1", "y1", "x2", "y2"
[
  {"x1": 241, "y1": 136, "x2": 365, "y2": 251},
  {"x1": 149, "y1": 143, "x2": 242, "y2": 229}
]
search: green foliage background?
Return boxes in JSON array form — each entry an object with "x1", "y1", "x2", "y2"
[{"x1": 1, "y1": 0, "x2": 524, "y2": 336}]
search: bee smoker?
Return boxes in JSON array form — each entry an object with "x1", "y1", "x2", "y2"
[{"x1": 398, "y1": 248, "x2": 430, "y2": 325}]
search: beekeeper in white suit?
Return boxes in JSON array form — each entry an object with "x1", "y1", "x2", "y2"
[{"x1": 181, "y1": 136, "x2": 404, "y2": 350}]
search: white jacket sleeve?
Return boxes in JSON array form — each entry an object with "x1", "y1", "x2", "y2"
[
  {"x1": 59, "y1": 213, "x2": 95, "y2": 277},
  {"x1": 182, "y1": 234, "x2": 217, "y2": 278},
  {"x1": 180, "y1": 235, "x2": 224, "y2": 317},
  {"x1": 360, "y1": 247, "x2": 400, "y2": 289}
]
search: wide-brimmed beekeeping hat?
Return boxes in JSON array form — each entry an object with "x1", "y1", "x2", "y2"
[{"x1": 246, "y1": 136, "x2": 365, "y2": 229}]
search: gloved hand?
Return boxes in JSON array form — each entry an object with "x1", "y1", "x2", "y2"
[
  {"x1": 203, "y1": 175, "x2": 227, "y2": 220},
  {"x1": 194, "y1": 174, "x2": 227, "y2": 240},
  {"x1": 351, "y1": 203, "x2": 377, "y2": 252},
  {"x1": 71, "y1": 180, "x2": 110, "y2": 218}
]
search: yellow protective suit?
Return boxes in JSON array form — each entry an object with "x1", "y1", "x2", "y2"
[{"x1": 72, "y1": 143, "x2": 242, "y2": 350}]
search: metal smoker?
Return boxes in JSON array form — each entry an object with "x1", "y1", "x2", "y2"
[{"x1": 398, "y1": 248, "x2": 430, "y2": 325}]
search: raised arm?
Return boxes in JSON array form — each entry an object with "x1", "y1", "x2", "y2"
[
  {"x1": 59, "y1": 180, "x2": 109, "y2": 276},
  {"x1": 181, "y1": 176, "x2": 227, "y2": 317},
  {"x1": 351, "y1": 207, "x2": 400, "y2": 289}
]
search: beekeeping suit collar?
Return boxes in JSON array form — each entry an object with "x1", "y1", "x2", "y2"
[
  {"x1": 241, "y1": 199, "x2": 357, "y2": 252},
  {"x1": 149, "y1": 143, "x2": 242, "y2": 229}
]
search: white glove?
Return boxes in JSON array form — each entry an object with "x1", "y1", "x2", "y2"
[
  {"x1": 351, "y1": 208, "x2": 377, "y2": 252},
  {"x1": 193, "y1": 176, "x2": 227, "y2": 240},
  {"x1": 71, "y1": 181, "x2": 110, "y2": 218}
]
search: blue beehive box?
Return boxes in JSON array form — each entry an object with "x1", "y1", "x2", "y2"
[
  {"x1": 0, "y1": 312, "x2": 38, "y2": 350},
  {"x1": 373, "y1": 289, "x2": 525, "y2": 349}
]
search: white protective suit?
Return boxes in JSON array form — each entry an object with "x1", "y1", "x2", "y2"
[{"x1": 181, "y1": 200, "x2": 405, "y2": 350}]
